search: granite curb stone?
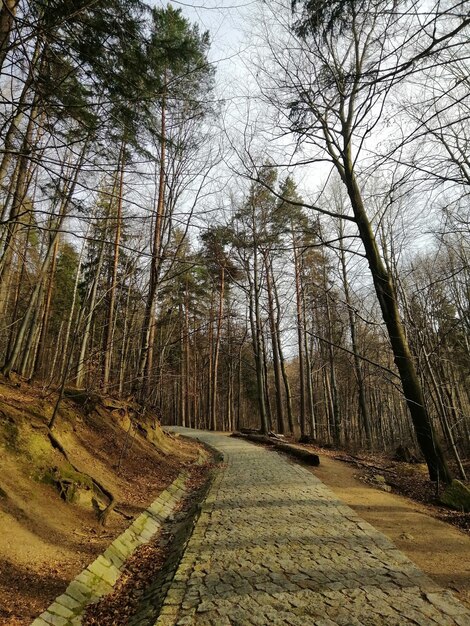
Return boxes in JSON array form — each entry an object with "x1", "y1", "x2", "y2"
[{"x1": 30, "y1": 471, "x2": 189, "y2": 626}]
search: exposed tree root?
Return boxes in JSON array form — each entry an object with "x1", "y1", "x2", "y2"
[{"x1": 44, "y1": 426, "x2": 116, "y2": 525}]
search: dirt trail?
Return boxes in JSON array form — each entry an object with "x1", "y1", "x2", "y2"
[{"x1": 311, "y1": 454, "x2": 470, "y2": 609}]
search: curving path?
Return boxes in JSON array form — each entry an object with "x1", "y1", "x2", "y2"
[{"x1": 156, "y1": 429, "x2": 470, "y2": 626}]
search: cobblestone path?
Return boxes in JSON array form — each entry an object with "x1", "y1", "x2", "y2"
[{"x1": 156, "y1": 430, "x2": 470, "y2": 626}]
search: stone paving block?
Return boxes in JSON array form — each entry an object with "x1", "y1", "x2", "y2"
[
  {"x1": 143, "y1": 515, "x2": 160, "y2": 534},
  {"x1": 47, "y1": 602, "x2": 74, "y2": 619},
  {"x1": 74, "y1": 570, "x2": 96, "y2": 589},
  {"x1": 130, "y1": 516, "x2": 146, "y2": 534},
  {"x1": 111, "y1": 537, "x2": 132, "y2": 560},
  {"x1": 154, "y1": 428, "x2": 470, "y2": 626},
  {"x1": 37, "y1": 612, "x2": 68, "y2": 626},
  {"x1": 103, "y1": 545, "x2": 125, "y2": 569},
  {"x1": 53, "y1": 594, "x2": 82, "y2": 612},
  {"x1": 87, "y1": 554, "x2": 121, "y2": 588},
  {"x1": 64, "y1": 580, "x2": 91, "y2": 603}
]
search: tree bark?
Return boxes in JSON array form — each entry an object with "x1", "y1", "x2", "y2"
[
  {"x1": 293, "y1": 229, "x2": 306, "y2": 437},
  {"x1": 211, "y1": 266, "x2": 224, "y2": 431},
  {"x1": 264, "y1": 253, "x2": 285, "y2": 433},
  {"x1": 32, "y1": 236, "x2": 59, "y2": 377},
  {"x1": 103, "y1": 144, "x2": 125, "y2": 393},
  {"x1": 271, "y1": 266, "x2": 294, "y2": 432},
  {"x1": 337, "y1": 221, "x2": 372, "y2": 446},
  {"x1": 342, "y1": 158, "x2": 451, "y2": 482},
  {"x1": 0, "y1": 0, "x2": 18, "y2": 73}
]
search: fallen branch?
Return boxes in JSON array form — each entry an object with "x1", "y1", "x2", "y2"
[{"x1": 333, "y1": 453, "x2": 397, "y2": 474}]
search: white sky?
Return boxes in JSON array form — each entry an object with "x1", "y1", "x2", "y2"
[{"x1": 151, "y1": 0, "x2": 254, "y2": 88}]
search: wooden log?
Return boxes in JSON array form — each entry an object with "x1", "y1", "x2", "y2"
[{"x1": 231, "y1": 432, "x2": 320, "y2": 466}]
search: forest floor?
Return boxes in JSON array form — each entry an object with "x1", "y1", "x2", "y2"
[
  {"x1": 0, "y1": 378, "x2": 203, "y2": 626},
  {"x1": 294, "y1": 442, "x2": 470, "y2": 609},
  {"x1": 2, "y1": 397, "x2": 470, "y2": 624}
]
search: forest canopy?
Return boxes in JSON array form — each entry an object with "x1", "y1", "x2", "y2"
[{"x1": 1, "y1": 0, "x2": 470, "y2": 484}]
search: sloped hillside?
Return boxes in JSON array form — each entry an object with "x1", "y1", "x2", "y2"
[{"x1": 0, "y1": 378, "x2": 199, "y2": 625}]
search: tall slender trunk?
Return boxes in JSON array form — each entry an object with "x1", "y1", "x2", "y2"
[
  {"x1": 261, "y1": 324, "x2": 273, "y2": 431},
  {"x1": 179, "y1": 302, "x2": 186, "y2": 427},
  {"x1": 185, "y1": 286, "x2": 191, "y2": 426},
  {"x1": 118, "y1": 275, "x2": 133, "y2": 397},
  {"x1": 292, "y1": 231, "x2": 306, "y2": 437},
  {"x1": 2, "y1": 141, "x2": 87, "y2": 376},
  {"x1": 324, "y1": 270, "x2": 341, "y2": 446},
  {"x1": 323, "y1": 362, "x2": 334, "y2": 443},
  {"x1": 76, "y1": 237, "x2": 106, "y2": 388},
  {"x1": 237, "y1": 347, "x2": 243, "y2": 430},
  {"x1": 0, "y1": 0, "x2": 18, "y2": 73},
  {"x1": 4, "y1": 220, "x2": 29, "y2": 361},
  {"x1": 271, "y1": 265, "x2": 294, "y2": 432},
  {"x1": 303, "y1": 302, "x2": 316, "y2": 439},
  {"x1": 338, "y1": 220, "x2": 372, "y2": 446},
  {"x1": 264, "y1": 253, "x2": 285, "y2": 433},
  {"x1": 103, "y1": 145, "x2": 125, "y2": 393},
  {"x1": 0, "y1": 157, "x2": 20, "y2": 226},
  {"x1": 207, "y1": 292, "x2": 214, "y2": 428},
  {"x1": 137, "y1": 79, "x2": 167, "y2": 398},
  {"x1": 48, "y1": 320, "x2": 64, "y2": 384},
  {"x1": 247, "y1": 247, "x2": 269, "y2": 433},
  {"x1": 0, "y1": 33, "x2": 42, "y2": 188},
  {"x1": 423, "y1": 350, "x2": 466, "y2": 480},
  {"x1": 0, "y1": 104, "x2": 39, "y2": 313},
  {"x1": 2, "y1": 227, "x2": 59, "y2": 376},
  {"x1": 253, "y1": 247, "x2": 269, "y2": 434},
  {"x1": 19, "y1": 286, "x2": 43, "y2": 377},
  {"x1": 211, "y1": 267, "x2": 224, "y2": 431},
  {"x1": 32, "y1": 236, "x2": 59, "y2": 377},
  {"x1": 59, "y1": 228, "x2": 89, "y2": 383}
]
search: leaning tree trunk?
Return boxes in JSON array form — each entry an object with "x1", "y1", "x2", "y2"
[
  {"x1": 2, "y1": 227, "x2": 60, "y2": 376},
  {"x1": 0, "y1": 104, "x2": 39, "y2": 313},
  {"x1": 343, "y1": 154, "x2": 451, "y2": 483},
  {"x1": 0, "y1": 0, "x2": 18, "y2": 73}
]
